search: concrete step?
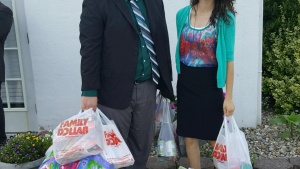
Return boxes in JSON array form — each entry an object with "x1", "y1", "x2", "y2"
[
  {"x1": 289, "y1": 157, "x2": 300, "y2": 169},
  {"x1": 176, "y1": 157, "x2": 214, "y2": 169},
  {"x1": 146, "y1": 156, "x2": 214, "y2": 169},
  {"x1": 254, "y1": 158, "x2": 293, "y2": 169}
]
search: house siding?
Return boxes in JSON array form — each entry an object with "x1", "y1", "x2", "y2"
[{"x1": 22, "y1": 0, "x2": 262, "y2": 129}]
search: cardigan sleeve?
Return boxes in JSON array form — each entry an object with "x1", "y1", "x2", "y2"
[
  {"x1": 176, "y1": 6, "x2": 190, "y2": 39},
  {"x1": 224, "y1": 12, "x2": 236, "y2": 62}
]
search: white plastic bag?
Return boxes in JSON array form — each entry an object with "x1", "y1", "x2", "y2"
[
  {"x1": 212, "y1": 116, "x2": 253, "y2": 169},
  {"x1": 155, "y1": 94, "x2": 175, "y2": 137},
  {"x1": 97, "y1": 109, "x2": 135, "y2": 168},
  {"x1": 45, "y1": 145, "x2": 53, "y2": 157},
  {"x1": 157, "y1": 97, "x2": 177, "y2": 157},
  {"x1": 52, "y1": 108, "x2": 103, "y2": 165},
  {"x1": 154, "y1": 94, "x2": 164, "y2": 137}
]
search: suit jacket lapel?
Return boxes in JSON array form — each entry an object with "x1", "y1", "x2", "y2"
[{"x1": 112, "y1": 0, "x2": 136, "y2": 31}]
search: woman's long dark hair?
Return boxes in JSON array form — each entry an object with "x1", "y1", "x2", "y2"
[{"x1": 191, "y1": 0, "x2": 236, "y2": 26}]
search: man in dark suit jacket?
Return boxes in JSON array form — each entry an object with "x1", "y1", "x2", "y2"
[
  {"x1": 79, "y1": 0, "x2": 174, "y2": 168},
  {"x1": 0, "y1": 1, "x2": 13, "y2": 145}
]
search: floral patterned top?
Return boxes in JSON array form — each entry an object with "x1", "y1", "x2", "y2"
[{"x1": 179, "y1": 12, "x2": 218, "y2": 67}]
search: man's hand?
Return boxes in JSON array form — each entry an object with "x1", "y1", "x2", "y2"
[
  {"x1": 223, "y1": 97, "x2": 235, "y2": 117},
  {"x1": 81, "y1": 96, "x2": 98, "y2": 111}
]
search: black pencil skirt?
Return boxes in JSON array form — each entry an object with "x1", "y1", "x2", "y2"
[{"x1": 176, "y1": 63, "x2": 224, "y2": 140}]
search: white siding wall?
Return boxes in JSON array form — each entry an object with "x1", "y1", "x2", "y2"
[
  {"x1": 24, "y1": 1, "x2": 82, "y2": 130},
  {"x1": 24, "y1": 0, "x2": 262, "y2": 130}
]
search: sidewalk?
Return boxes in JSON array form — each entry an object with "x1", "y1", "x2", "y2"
[{"x1": 146, "y1": 156, "x2": 300, "y2": 169}]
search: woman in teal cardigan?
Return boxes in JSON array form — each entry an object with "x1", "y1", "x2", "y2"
[{"x1": 175, "y1": 0, "x2": 236, "y2": 168}]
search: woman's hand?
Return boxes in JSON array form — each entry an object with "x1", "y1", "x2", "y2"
[{"x1": 223, "y1": 97, "x2": 235, "y2": 117}]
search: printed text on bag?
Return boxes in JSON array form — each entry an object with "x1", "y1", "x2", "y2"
[
  {"x1": 105, "y1": 130, "x2": 122, "y2": 146},
  {"x1": 212, "y1": 143, "x2": 227, "y2": 162},
  {"x1": 57, "y1": 118, "x2": 90, "y2": 136}
]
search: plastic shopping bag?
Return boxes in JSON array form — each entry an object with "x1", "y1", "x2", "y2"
[
  {"x1": 212, "y1": 116, "x2": 253, "y2": 169},
  {"x1": 52, "y1": 108, "x2": 103, "y2": 165},
  {"x1": 39, "y1": 151, "x2": 115, "y2": 169},
  {"x1": 157, "y1": 97, "x2": 178, "y2": 157},
  {"x1": 154, "y1": 94, "x2": 165, "y2": 137},
  {"x1": 155, "y1": 94, "x2": 175, "y2": 137},
  {"x1": 172, "y1": 120, "x2": 185, "y2": 157},
  {"x1": 97, "y1": 109, "x2": 135, "y2": 168}
]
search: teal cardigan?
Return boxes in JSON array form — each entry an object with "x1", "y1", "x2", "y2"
[{"x1": 175, "y1": 6, "x2": 235, "y2": 88}]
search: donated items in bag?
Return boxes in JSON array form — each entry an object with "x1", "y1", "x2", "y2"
[
  {"x1": 157, "y1": 97, "x2": 177, "y2": 157},
  {"x1": 155, "y1": 94, "x2": 165, "y2": 137},
  {"x1": 39, "y1": 151, "x2": 115, "y2": 169},
  {"x1": 155, "y1": 94, "x2": 175, "y2": 137},
  {"x1": 53, "y1": 109, "x2": 103, "y2": 165},
  {"x1": 97, "y1": 109, "x2": 135, "y2": 168},
  {"x1": 212, "y1": 116, "x2": 253, "y2": 169}
]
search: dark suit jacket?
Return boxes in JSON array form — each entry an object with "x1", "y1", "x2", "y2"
[
  {"x1": 80, "y1": 0, "x2": 175, "y2": 109},
  {"x1": 0, "y1": 2, "x2": 13, "y2": 82}
]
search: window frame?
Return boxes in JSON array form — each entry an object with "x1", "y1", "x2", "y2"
[{"x1": 3, "y1": 0, "x2": 27, "y2": 112}]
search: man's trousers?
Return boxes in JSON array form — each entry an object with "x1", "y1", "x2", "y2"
[{"x1": 98, "y1": 80, "x2": 156, "y2": 169}]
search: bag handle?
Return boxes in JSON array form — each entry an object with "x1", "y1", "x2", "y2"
[
  {"x1": 156, "y1": 91, "x2": 162, "y2": 99},
  {"x1": 225, "y1": 116, "x2": 252, "y2": 164},
  {"x1": 96, "y1": 108, "x2": 114, "y2": 126},
  {"x1": 212, "y1": 116, "x2": 229, "y2": 168},
  {"x1": 231, "y1": 117, "x2": 252, "y2": 163},
  {"x1": 223, "y1": 116, "x2": 231, "y2": 168},
  {"x1": 156, "y1": 95, "x2": 164, "y2": 112},
  {"x1": 212, "y1": 116, "x2": 226, "y2": 150},
  {"x1": 79, "y1": 108, "x2": 98, "y2": 115},
  {"x1": 161, "y1": 98, "x2": 172, "y2": 123}
]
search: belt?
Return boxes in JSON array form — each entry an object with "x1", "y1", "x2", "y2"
[
  {"x1": 134, "y1": 81, "x2": 143, "y2": 85},
  {"x1": 134, "y1": 80, "x2": 148, "y2": 85}
]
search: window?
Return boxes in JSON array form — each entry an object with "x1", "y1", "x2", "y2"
[{"x1": 1, "y1": 0, "x2": 26, "y2": 110}]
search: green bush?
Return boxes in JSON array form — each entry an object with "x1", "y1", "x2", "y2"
[
  {"x1": 262, "y1": 0, "x2": 300, "y2": 114},
  {"x1": 0, "y1": 132, "x2": 52, "y2": 164},
  {"x1": 264, "y1": 0, "x2": 300, "y2": 38},
  {"x1": 269, "y1": 112, "x2": 300, "y2": 138},
  {"x1": 263, "y1": 0, "x2": 300, "y2": 60}
]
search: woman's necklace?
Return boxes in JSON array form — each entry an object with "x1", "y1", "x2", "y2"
[
  {"x1": 192, "y1": 6, "x2": 211, "y2": 40},
  {"x1": 193, "y1": 7, "x2": 197, "y2": 40},
  {"x1": 194, "y1": 6, "x2": 198, "y2": 28}
]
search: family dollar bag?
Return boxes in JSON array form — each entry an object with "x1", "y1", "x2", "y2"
[
  {"x1": 97, "y1": 109, "x2": 135, "y2": 168},
  {"x1": 53, "y1": 108, "x2": 103, "y2": 165},
  {"x1": 157, "y1": 97, "x2": 178, "y2": 157},
  {"x1": 212, "y1": 116, "x2": 253, "y2": 169},
  {"x1": 155, "y1": 94, "x2": 176, "y2": 137}
]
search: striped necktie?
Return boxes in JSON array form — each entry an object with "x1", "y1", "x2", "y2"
[{"x1": 130, "y1": 0, "x2": 160, "y2": 85}]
